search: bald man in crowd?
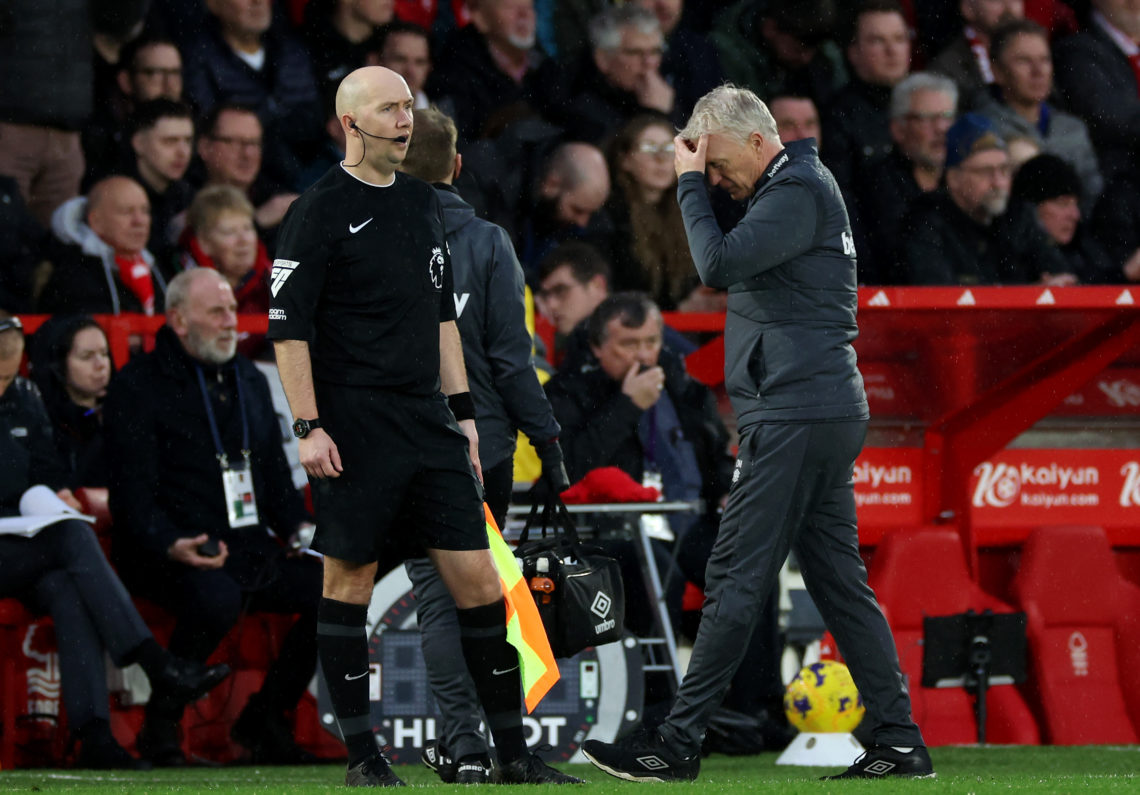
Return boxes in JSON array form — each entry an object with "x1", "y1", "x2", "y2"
[
  {"x1": 268, "y1": 66, "x2": 582, "y2": 787},
  {"x1": 39, "y1": 176, "x2": 168, "y2": 315}
]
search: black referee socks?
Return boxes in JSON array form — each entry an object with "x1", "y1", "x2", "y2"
[
  {"x1": 456, "y1": 599, "x2": 526, "y2": 765},
  {"x1": 317, "y1": 598, "x2": 377, "y2": 766}
]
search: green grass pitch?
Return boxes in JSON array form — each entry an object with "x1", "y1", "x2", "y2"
[{"x1": 1, "y1": 746, "x2": 1137, "y2": 793}]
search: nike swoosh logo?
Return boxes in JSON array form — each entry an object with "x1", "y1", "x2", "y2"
[
  {"x1": 492, "y1": 666, "x2": 519, "y2": 676},
  {"x1": 345, "y1": 670, "x2": 370, "y2": 681},
  {"x1": 349, "y1": 218, "x2": 373, "y2": 234}
]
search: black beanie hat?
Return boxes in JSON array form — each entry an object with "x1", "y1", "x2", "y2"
[{"x1": 1012, "y1": 153, "x2": 1082, "y2": 204}]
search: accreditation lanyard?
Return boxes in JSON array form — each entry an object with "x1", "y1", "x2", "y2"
[{"x1": 196, "y1": 366, "x2": 259, "y2": 528}]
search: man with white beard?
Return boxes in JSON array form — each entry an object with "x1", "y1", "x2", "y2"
[
  {"x1": 899, "y1": 113, "x2": 1072, "y2": 285},
  {"x1": 104, "y1": 268, "x2": 322, "y2": 766}
]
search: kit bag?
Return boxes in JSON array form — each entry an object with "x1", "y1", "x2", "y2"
[{"x1": 515, "y1": 494, "x2": 625, "y2": 658}]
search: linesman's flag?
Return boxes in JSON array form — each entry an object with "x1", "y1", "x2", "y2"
[{"x1": 484, "y1": 504, "x2": 559, "y2": 712}]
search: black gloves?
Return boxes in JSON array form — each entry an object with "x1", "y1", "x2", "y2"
[{"x1": 535, "y1": 438, "x2": 570, "y2": 494}]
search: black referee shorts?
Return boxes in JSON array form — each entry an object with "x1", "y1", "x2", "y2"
[{"x1": 309, "y1": 384, "x2": 487, "y2": 565}]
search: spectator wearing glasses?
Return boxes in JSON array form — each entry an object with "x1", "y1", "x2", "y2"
[
  {"x1": 854, "y1": 72, "x2": 958, "y2": 283},
  {"x1": 768, "y1": 93, "x2": 822, "y2": 144},
  {"x1": 604, "y1": 114, "x2": 722, "y2": 313},
  {"x1": 83, "y1": 36, "x2": 186, "y2": 191},
  {"x1": 899, "y1": 113, "x2": 1072, "y2": 285},
  {"x1": 558, "y1": 6, "x2": 678, "y2": 143},
  {"x1": 194, "y1": 104, "x2": 298, "y2": 244}
]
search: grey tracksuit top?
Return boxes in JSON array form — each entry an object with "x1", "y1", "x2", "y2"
[
  {"x1": 435, "y1": 183, "x2": 560, "y2": 469},
  {"x1": 677, "y1": 138, "x2": 868, "y2": 429}
]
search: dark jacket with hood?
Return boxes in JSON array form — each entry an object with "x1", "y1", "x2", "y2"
[
  {"x1": 435, "y1": 183, "x2": 559, "y2": 470},
  {"x1": 104, "y1": 326, "x2": 307, "y2": 583},
  {"x1": 677, "y1": 139, "x2": 868, "y2": 428}
]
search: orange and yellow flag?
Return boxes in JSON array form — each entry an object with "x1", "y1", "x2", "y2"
[{"x1": 485, "y1": 504, "x2": 560, "y2": 712}]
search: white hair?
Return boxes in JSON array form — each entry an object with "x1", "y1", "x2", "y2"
[
  {"x1": 589, "y1": 5, "x2": 660, "y2": 52},
  {"x1": 679, "y1": 84, "x2": 779, "y2": 145},
  {"x1": 890, "y1": 72, "x2": 959, "y2": 120}
]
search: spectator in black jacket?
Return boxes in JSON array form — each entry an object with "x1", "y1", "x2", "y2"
[
  {"x1": 855, "y1": 71, "x2": 958, "y2": 283},
  {"x1": 104, "y1": 268, "x2": 321, "y2": 766},
  {"x1": 303, "y1": 0, "x2": 395, "y2": 109},
  {"x1": 28, "y1": 316, "x2": 113, "y2": 489},
  {"x1": 1012, "y1": 154, "x2": 1118, "y2": 284},
  {"x1": 126, "y1": 100, "x2": 196, "y2": 277},
  {"x1": 183, "y1": 0, "x2": 324, "y2": 189},
  {"x1": 39, "y1": 176, "x2": 169, "y2": 316},
  {"x1": 0, "y1": 0, "x2": 148, "y2": 226},
  {"x1": 1093, "y1": 165, "x2": 1140, "y2": 283},
  {"x1": 0, "y1": 177, "x2": 47, "y2": 312},
  {"x1": 0, "y1": 311, "x2": 229, "y2": 770},
  {"x1": 899, "y1": 113, "x2": 1072, "y2": 285},
  {"x1": 428, "y1": 0, "x2": 549, "y2": 142},
  {"x1": 1053, "y1": 0, "x2": 1140, "y2": 184},
  {"x1": 821, "y1": 0, "x2": 911, "y2": 205}
]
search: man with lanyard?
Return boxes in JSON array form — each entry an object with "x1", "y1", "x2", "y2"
[
  {"x1": 105, "y1": 268, "x2": 321, "y2": 766},
  {"x1": 581, "y1": 85, "x2": 934, "y2": 782},
  {"x1": 268, "y1": 66, "x2": 581, "y2": 787}
]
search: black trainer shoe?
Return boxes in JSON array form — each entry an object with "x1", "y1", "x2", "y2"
[
  {"x1": 421, "y1": 739, "x2": 456, "y2": 783},
  {"x1": 346, "y1": 752, "x2": 406, "y2": 787},
  {"x1": 583, "y1": 729, "x2": 699, "y2": 782},
  {"x1": 153, "y1": 658, "x2": 231, "y2": 704},
  {"x1": 496, "y1": 751, "x2": 585, "y2": 784},
  {"x1": 454, "y1": 754, "x2": 492, "y2": 784},
  {"x1": 822, "y1": 744, "x2": 936, "y2": 780}
]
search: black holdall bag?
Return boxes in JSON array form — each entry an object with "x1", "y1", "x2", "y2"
[{"x1": 515, "y1": 493, "x2": 625, "y2": 658}]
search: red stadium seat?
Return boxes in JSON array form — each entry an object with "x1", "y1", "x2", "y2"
[
  {"x1": 869, "y1": 528, "x2": 1040, "y2": 745},
  {"x1": 1012, "y1": 525, "x2": 1139, "y2": 744}
]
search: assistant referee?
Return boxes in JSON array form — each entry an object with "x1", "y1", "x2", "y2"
[{"x1": 268, "y1": 67, "x2": 576, "y2": 787}]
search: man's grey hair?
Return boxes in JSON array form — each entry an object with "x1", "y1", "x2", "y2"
[
  {"x1": 679, "y1": 84, "x2": 779, "y2": 145},
  {"x1": 890, "y1": 72, "x2": 958, "y2": 120},
  {"x1": 165, "y1": 267, "x2": 226, "y2": 311},
  {"x1": 589, "y1": 5, "x2": 660, "y2": 52}
]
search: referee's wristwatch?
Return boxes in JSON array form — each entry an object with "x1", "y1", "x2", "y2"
[{"x1": 292, "y1": 418, "x2": 321, "y2": 438}]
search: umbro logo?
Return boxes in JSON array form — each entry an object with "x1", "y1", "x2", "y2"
[
  {"x1": 863, "y1": 760, "x2": 897, "y2": 776},
  {"x1": 636, "y1": 755, "x2": 669, "y2": 771},
  {"x1": 591, "y1": 591, "x2": 612, "y2": 619},
  {"x1": 349, "y1": 217, "x2": 373, "y2": 234},
  {"x1": 270, "y1": 259, "x2": 299, "y2": 297}
]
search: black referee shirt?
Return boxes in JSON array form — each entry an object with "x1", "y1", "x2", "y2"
[{"x1": 267, "y1": 167, "x2": 455, "y2": 394}]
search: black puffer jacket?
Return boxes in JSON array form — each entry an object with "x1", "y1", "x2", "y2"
[{"x1": 0, "y1": 377, "x2": 68, "y2": 516}]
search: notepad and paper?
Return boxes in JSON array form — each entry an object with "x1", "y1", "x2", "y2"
[{"x1": 0, "y1": 485, "x2": 95, "y2": 538}]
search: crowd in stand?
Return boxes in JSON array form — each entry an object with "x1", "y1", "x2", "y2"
[
  {"x1": 1, "y1": 0, "x2": 1139, "y2": 317},
  {"x1": 3, "y1": 0, "x2": 1140, "y2": 770}
]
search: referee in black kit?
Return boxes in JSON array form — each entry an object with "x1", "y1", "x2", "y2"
[
  {"x1": 268, "y1": 67, "x2": 580, "y2": 787},
  {"x1": 583, "y1": 85, "x2": 934, "y2": 782}
]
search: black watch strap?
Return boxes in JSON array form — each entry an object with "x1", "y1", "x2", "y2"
[{"x1": 293, "y1": 417, "x2": 321, "y2": 438}]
